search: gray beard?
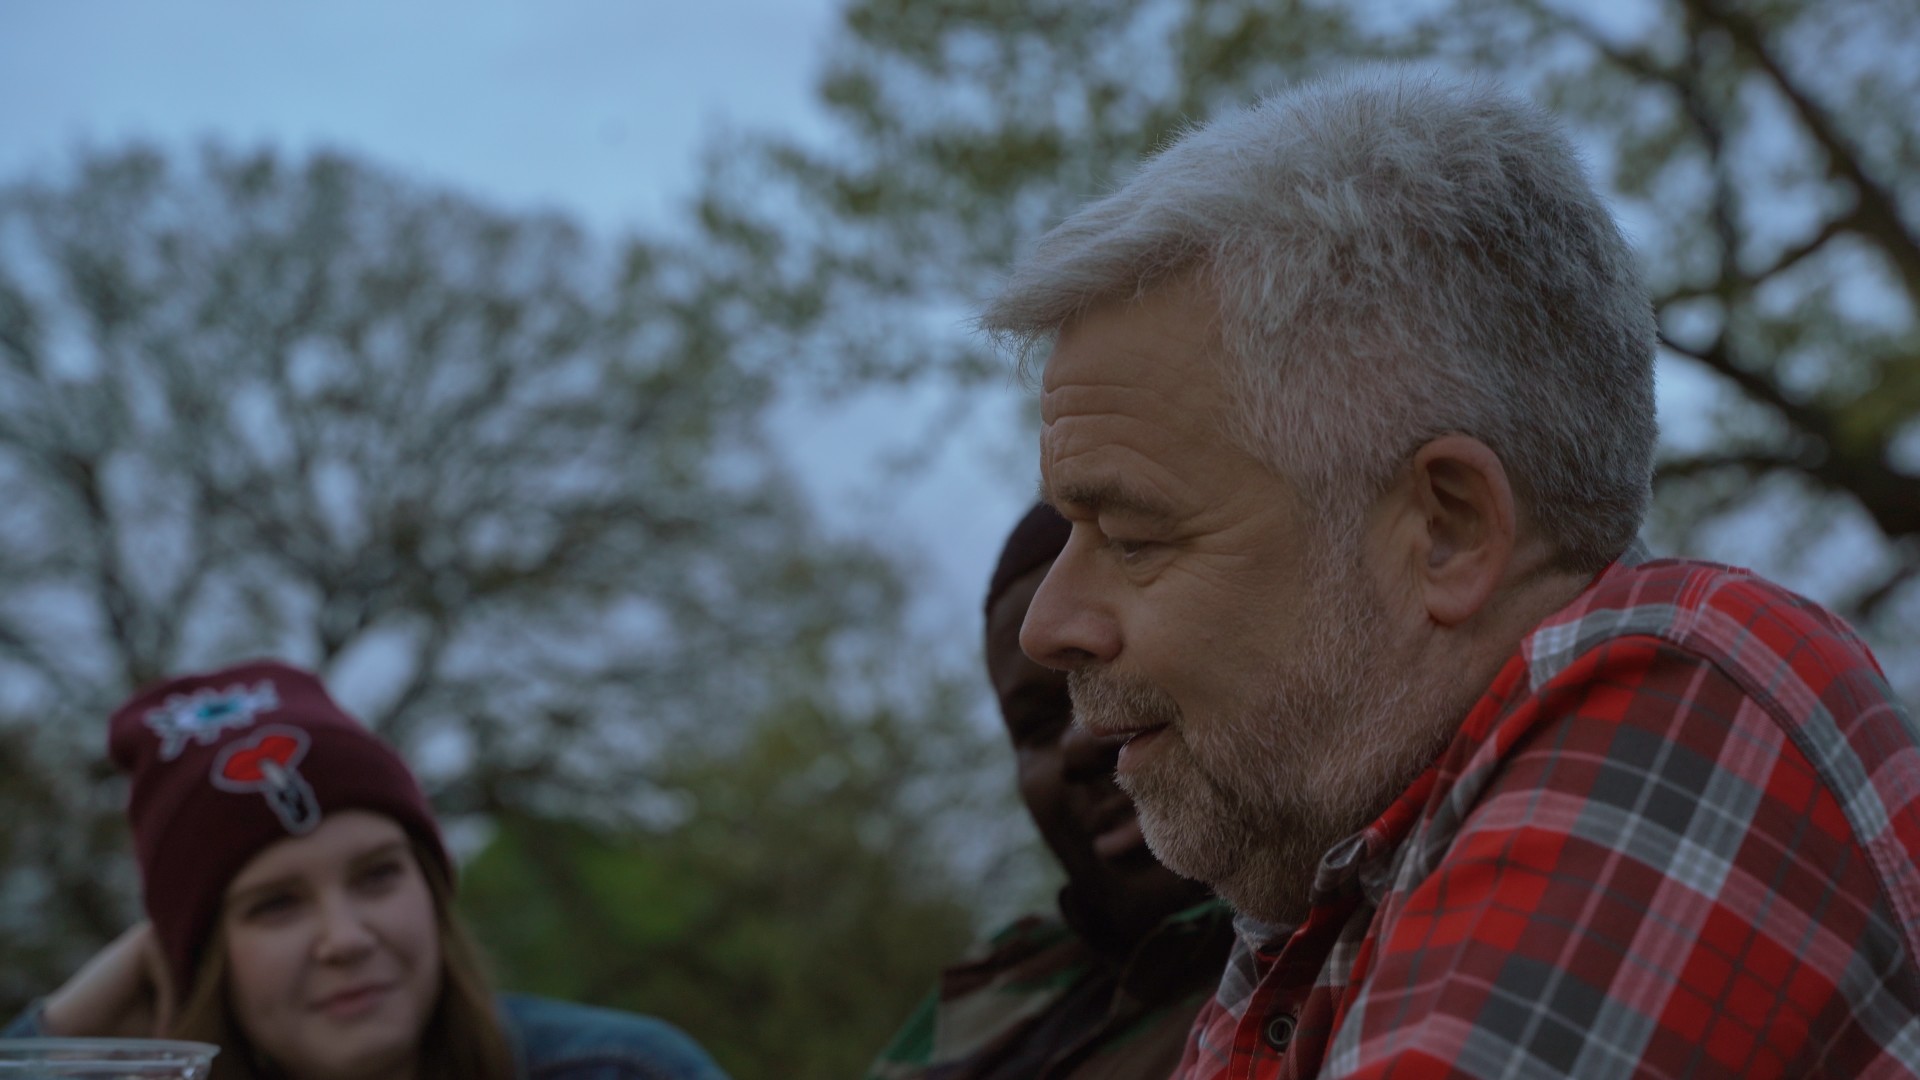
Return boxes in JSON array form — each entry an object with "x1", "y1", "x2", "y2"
[{"x1": 1067, "y1": 559, "x2": 1455, "y2": 924}]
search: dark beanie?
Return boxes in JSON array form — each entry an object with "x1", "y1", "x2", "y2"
[
  {"x1": 107, "y1": 659, "x2": 449, "y2": 992},
  {"x1": 985, "y1": 502, "x2": 1071, "y2": 617}
]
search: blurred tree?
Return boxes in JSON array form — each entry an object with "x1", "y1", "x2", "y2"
[
  {"x1": 699, "y1": 0, "x2": 1920, "y2": 700},
  {"x1": 0, "y1": 143, "x2": 1002, "y2": 1015},
  {"x1": 459, "y1": 677, "x2": 1016, "y2": 1080}
]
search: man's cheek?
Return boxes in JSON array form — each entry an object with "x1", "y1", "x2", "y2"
[{"x1": 1016, "y1": 752, "x2": 1059, "y2": 795}]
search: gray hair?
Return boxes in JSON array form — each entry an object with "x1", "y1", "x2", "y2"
[{"x1": 982, "y1": 71, "x2": 1656, "y2": 571}]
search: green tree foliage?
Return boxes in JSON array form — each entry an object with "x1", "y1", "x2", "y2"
[
  {"x1": 0, "y1": 143, "x2": 998, "y2": 1023},
  {"x1": 701, "y1": 0, "x2": 1919, "y2": 699},
  {"x1": 458, "y1": 678, "x2": 1018, "y2": 1080}
]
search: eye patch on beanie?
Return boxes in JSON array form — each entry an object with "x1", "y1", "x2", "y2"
[{"x1": 143, "y1": 681, "x2": 281, "y2": 761}]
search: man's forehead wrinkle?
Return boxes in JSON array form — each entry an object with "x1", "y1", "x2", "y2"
[
  {"x1": 1040, "y1": 431, "x2": 1188, "y2": 520},
  {"x1": 1040, "y1": 376, "x2": 1209, "y2": 446},
  {"x1": 1039, "y1": 394, "x2": 1209, "y2": 522},
  {"x1": 1044, "y1": 413, "x2": 1164, "y2": 468},
  {"x1": 1044, "y1": 382, "x2": 1209, "y2": 448},
  {"x1": 1040, "y1": 375, "x2": 1175, "y2": 426}
]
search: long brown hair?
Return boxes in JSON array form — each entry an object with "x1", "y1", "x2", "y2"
[{"x1": 170, "y1": 835, "x2": 516, "y2": 1080}]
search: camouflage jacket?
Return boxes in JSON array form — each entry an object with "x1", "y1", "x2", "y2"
[{"x1": 867, "y1": 898, "x2": 1233, "y2": 1080}]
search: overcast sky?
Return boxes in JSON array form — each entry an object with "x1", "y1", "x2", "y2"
[
  {"x1": 0, "y1": 0, "x2": 1035, "y2": 643},
  {"x1": 0, "y1": 2, "x2": 840, "y2": 233}
]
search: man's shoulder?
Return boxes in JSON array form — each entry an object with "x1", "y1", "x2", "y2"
[
  {"x1": 499, "y1": 993, "x2": 726, "y2": 1080},
  {"x1": 872, "y1": 906, "x2": 1223, "y2": 1080},
  {"x1": 969, "y1": 911, "x2": 1080, "y2": 963},
  {"x1": 865, "y1": 913, "x2": 1094, "y2": 1080},
  {"x1": 1523, "y1": 552, "x2": 1884, "y2": 699},
  {"x1": 1479, "y1": 550, "x2": 1920, "y2": 967},
  {"x1": 936, "y1": 912, "x2": 1087, "y2": 995}
]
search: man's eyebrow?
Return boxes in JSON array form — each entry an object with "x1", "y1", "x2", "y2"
[{"x1": 1038, "y1": 478, "x2": 1175, "y2": 522}]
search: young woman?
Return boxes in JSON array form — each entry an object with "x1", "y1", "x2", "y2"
[{"x1": 3, "y1": 660, "x2": 727, "y2": 1080}]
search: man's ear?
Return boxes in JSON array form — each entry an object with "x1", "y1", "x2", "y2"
[{"x1": 1404, "y1": 435, "x2": 1516, "y2": 627}]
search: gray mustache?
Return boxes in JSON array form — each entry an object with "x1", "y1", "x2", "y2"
[{"x1": 1067, "y1": 669, "x2": 1183, "y2": 731}]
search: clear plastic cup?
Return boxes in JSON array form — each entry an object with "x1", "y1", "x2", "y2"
[{"x1": 0, "y1": 1040, "x2": 218, "y2": 1079}]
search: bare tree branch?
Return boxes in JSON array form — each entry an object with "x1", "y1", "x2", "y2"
[
  {"x1": 0, "y1": 144, "x2": 921, "y2": 1005},
  {"x1": 1683, "y1": 0, "x2": 1920, "y2": 296},
  {"x1": 1656, "y1": 450, "x2": 1806, "y2": 479},
  {"x1": 1855, "y1": 561, "x2": 1919, "y2": 622},
  {"x1": 1661, "y1": 334, "x2": 1920, "y2": 539}
]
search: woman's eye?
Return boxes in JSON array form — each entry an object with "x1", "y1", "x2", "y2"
[
  {"x1": 356, "y1": 861, "x2": 404, "y2": 890},
  {"x1": 244, "y1": 894, "x2": 299, "y2": 921}
]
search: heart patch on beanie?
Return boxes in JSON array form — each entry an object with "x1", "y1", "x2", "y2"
[
  {"x1": 211, "y1": 725, "x2": 321, "y2": 834},
  {"x1": 144, "y1": 680, "x2": 281, "y2": 761}
]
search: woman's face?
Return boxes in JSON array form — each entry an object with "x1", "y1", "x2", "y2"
[{"x1": 219, "y1": 810, "x2": 442, "y2": 1080}]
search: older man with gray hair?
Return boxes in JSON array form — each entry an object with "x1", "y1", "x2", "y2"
[{"x1": 987, "y1": 71, "x2": 1920, "y2": 1078}]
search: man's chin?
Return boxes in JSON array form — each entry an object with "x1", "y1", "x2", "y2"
[{"x1": 1131, "y1": 799, "x2": 1249, "y2": 890}]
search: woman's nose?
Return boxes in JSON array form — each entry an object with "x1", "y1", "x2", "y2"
[{"x1": 312, "y1": 895, "x2": 377, "y2": 964}]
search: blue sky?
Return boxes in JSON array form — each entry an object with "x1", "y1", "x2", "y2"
[
  {"x1": 1, "y1": 2, "x2": 838, "y2": 234},
  {"x1": 0, "y1": 0, "x2": 1036, "y2": 640}
]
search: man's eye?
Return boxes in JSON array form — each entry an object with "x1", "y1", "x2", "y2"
[{"x1": 1107, "y1": 537, "x2": 1154, "y2": 560}]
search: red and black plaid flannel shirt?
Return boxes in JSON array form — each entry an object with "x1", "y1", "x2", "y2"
[{"x1": 1174, "y1": 545, "x2": 1920, "y2": 1078}]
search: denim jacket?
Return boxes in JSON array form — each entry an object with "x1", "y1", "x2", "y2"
[
  {"x1": 502, "y1": 993, "x2": 726, "y2": 1080},
  {"x1": 5, "y1": 992, "x2": 727, "y2": 1080}
]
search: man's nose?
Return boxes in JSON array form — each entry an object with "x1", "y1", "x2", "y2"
[
  {"x1": 1019, "y1": 545, "x2": 1119, "y2": 671},
  {"x1": 1059, "y1": 714, "x2": 1123, "y2": 781},
  {"x1": 312, "y1": 894, "x2": 377, "y2": 965}
]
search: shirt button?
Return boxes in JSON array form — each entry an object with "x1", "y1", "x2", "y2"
[{"x1": 1264, "y1": 1013, "x2": 1297, "y2": 1051}]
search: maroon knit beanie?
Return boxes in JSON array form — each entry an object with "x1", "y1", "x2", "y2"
[
  {"x1": 984, "y1": 502, "x2": 1071, "y2": 618},
  {"x1": 107, "y1": 660, "x2": 450, "y2": 993}
]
